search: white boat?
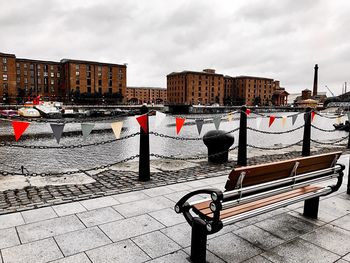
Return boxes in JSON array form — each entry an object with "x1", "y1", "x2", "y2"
[
  {"x1": 18, "y1": 107, "x2": 41, "y2": 118},
  {"x1": 34, "y1": 102, "x2": 62, "y2": 118}
]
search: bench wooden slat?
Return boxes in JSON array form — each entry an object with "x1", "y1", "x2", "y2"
[
  {"x1": 225, "y1": 152, "x2": 341, "y2": 191},
  {"x1": 193, "y1": 185, "x2": 322, "y2": 219}
]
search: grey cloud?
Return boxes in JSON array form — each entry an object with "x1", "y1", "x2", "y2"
[{"x1": 0, "y1": 0, "x2": 349, "y2": 94}]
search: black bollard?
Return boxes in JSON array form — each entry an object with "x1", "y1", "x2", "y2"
[
  {"x1": 203, "y1": 130, "x2": 234, "y2": 164},
  {"x1": 139, "y1": 105, "x2": 150, "y2": 181},
  {"x1": 237, "y1": 106, "x2": 247, "y2": 166},
  {"x1": 302, "y1": 107, "x2": 312, "y2": 156}
]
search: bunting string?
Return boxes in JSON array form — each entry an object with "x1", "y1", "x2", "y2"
[{"x1": 247, "y1": 125, "x2": 304, "y2": 134}]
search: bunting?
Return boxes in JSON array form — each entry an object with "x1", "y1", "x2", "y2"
[
  {"x1": 281, "y1": 116, "x2": 287, "y2": 127},
  {"x1": 291, "y1": 114, "x2": 298, "y2": 125},
  {"x1": 12, "y1": 121, "x2": 30, "y2": 141},
  {"x1": 213, "y1": 117, "x2": 221, "y2": 130},
  {"x1": 136, "y1": 114, "x2": 148, "y2": 133},
  {"x1": 269, "y1": 115, "x2": 276, "y2": 127},
  {"x1": 81, "y1": 123, "x2": 94, "y2": 141},
  {"x1": 256, "y1": 117, "x2": 262, "y2": 129},
  {"x1": 154, "y1": 111, "x2": 166, "y2": 128},
  {"x1": 111, "y1": 121, "x2": 123, "y2": 139},
  {"x1": 176, "y1": 117, "x2": 185, "y2": 135},
  {"x1": 311, "y1": 111, "x2": 316, "y2": 122},
  {"x1": 195, "y1": 119, "x2": 204, "y2": 135},
  {"x1": 246, "y1": 109, "x2": 251, "y2": 116},
  {"x1": 50, "y1": 123, "x2": 65, "y2": 144}
]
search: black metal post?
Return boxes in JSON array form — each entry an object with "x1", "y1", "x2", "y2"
[
  {"x1": 139, "y1": 105, "x2": 150, "y2": 181},
  {"x1": 347, "y1": 132, "x2": 350, "y2": 149},
  {"x1": 303, "y1": 196, "x2": 320, "y2": 219},
  {"x1": 190, "y1": 217, "x2": 208, "y2": 263},
  {"x1": 347, "y1": 157, "x2": 350, "y2": 195},
  {"x1": 237, "y1": 106, "x2": 247, "y2": 166},
  {"x1": 302, "y1": 107, "x2": 311, "y2": 157}
]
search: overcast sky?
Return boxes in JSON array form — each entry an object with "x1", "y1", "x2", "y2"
[{"x1": 1, "y1": 0, "x2": 349, "y2": 95}]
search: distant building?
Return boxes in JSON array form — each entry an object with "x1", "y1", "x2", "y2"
[
  {"x1": 167, "y1": 69, "x2": 225, "y2": 105},
  {"x1": 0, "y1": 52, "x2": 127, "y2": 104},
  {"x1": 126, "y1": 87, "x2": 167, "y2": 104},
  {"x1": 167, "y1": 69, "x2": 286, "y2": 106},
  {"x1": 293, "y1": 89, "x2": 327, "y2": 108}
]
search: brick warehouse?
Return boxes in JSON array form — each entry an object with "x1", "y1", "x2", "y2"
[
  {"x1": 126, "y1": 87, "x2": 167, "y2": 104},
  {"x1": 167, "y1": 69, "x2": 288, "y2": 106},
  {"x1": 0, "y1": 52, "x2": 127, "y2": 104}
]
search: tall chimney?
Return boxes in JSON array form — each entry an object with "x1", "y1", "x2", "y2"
[{"x1": 313, "y1": 64, "x2": 318, "y2": 96}]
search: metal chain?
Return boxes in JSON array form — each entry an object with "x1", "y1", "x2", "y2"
[
  {"x1": 150, "y1": 128, "x2": 239, "y2": 141},
  {"x1": 0, "y1": 132, "x2": 140, "y2": 149},
  {"x1": 0, "y1": 155, "x2": 140, "y2": 176},
  {"x1": 247, "y1": 125, "x2": 304, "y2": 134},
  {"x1": 310, "y1": 135, "x2": 349, "y2": 145},
  {"x1": 150, "y1": 146, "x2": 238, "y2": 161},
  {"x1": 311, "y1": 124, "x2": 336, "y2": 132},
  {"x1": 314, "y1": 111, "x2": 346, "y2": 119},
  {"x1": 252, "y1": 112, "x2": 303, "y2": 118},
  {"x1": 247, "y1": 140, "x2": 303, "y2": 150}
]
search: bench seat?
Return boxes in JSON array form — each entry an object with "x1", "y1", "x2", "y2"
[{"x1": 175, "y1": 151, "x2": 345, "y2": 263}]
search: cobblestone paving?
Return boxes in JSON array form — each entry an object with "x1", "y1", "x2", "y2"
[
  {"x1": 0, "y1": 147, "x2": 346, "y2": 215},
  {"x1": 0, "y1": 154, "x2": 348, "y2": 263}
]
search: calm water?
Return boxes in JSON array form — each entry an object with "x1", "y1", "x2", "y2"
[{"x1": 0, "y1": 112, "x2": 346, "y2": 174}]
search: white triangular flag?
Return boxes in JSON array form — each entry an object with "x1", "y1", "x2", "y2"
[
  {"x1": 81, "y1": 123, "x2": 95, "y2": 141},
  {"x1": 281, "y1": 116, "x2": 287, "y2": 127},
  {"x1": 154, "y1": 111, "x2": 166, "y2": 128},
  {"x1": 256, "y1": 118, "x2": 262, "y2": 129},
  {"x1": 111, "y1": 122, "x2": 123, "y2": 139}
]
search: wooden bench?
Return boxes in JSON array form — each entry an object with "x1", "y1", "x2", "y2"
[{"x1": 174, "y1": 152, "x2": 345, "y2": 263}]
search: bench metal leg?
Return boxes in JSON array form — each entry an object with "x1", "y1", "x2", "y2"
[
  {"x1": 190, "y1": 217, "x2": 208, "y2": 263},
  {"x1": 303, "y1": 196, "x2": 320, "y2": 219}
]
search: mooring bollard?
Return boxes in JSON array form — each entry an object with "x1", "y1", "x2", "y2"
[
  {"x1": 302, "y1": 107, "x2": 311, "y2": 157},
  {"x1": 139, "y1": 105, "x2": 150, "y2": 181},
  {"x1": 237, "y1": 106, "x2": 247, "y2": 166},
  {"x1": 203, "y1": 130, "x2": 234, "y2": 164}
]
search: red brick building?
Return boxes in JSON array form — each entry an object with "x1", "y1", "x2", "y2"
[
  {"x1": 0, "y1": 52, "x2": 127, "y2": 104},
  {"x1": 167, "y1": 69, "x2": 225, "y2": 105},
  {"x1": 167, "y1": 69, "x2": 288, "y2": 106},
  {"x1": 126, "y1": 87, "x2": 167, "y2": 104}
]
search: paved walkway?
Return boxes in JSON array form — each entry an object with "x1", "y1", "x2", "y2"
[{"x1": 0, "y1": 155, "x2": 349, "y2": 263}]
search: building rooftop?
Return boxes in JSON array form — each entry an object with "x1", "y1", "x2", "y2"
[
  {"x1": 127, "y1": 87, "x2": 166, "y2": 90},
  {"x1": 60, "y1": 58, "x2": 127, "y2": 67},
  {"x1": 167, "y1": 69, "x2": 224, "y2": 77}
]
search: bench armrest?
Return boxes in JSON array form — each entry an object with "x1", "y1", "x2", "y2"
[
  {"x1": 174, "y1": 188, "x2": 223, "y2": 230},
  {"x1": 326, "y1": 163, "x2": 345, "y2": 194}
]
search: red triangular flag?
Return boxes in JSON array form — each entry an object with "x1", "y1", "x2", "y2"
[
  {"x1": 246, "y1": 109, "x2": 251, "y2": 116},
  {"x1": 176, "y1": 117, "x2": 185, "y2": 135},
  {"x1": 136, "y1": 114, "x2": 148, "y2": 133},
  {"x1": 311, "y1": 111, "x2": 316, "y2": 122},
  {"x1": 269, "y1": 115, "x2": 276, "y2": 127},
  {"x1": 12, "y1": 121, "x2": 30, "y2": 141}
]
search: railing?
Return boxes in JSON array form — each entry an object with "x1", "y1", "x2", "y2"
[{"x1": 0, "y1": 106, "x2": 349, "y2": 194}]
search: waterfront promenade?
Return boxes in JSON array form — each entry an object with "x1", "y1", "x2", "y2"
[{"x1": 0, "y1": 148, "x2": 349, "y2": 262}]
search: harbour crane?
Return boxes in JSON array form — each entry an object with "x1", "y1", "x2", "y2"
[{"x1": 325, "y1": 85, "x2": 335, "y2": 97}]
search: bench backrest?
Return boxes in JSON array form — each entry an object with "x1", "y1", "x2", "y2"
[{"x1": 225, "y1": 152, "x2": 342, "y2": 191}]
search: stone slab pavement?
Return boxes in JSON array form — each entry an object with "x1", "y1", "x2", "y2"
[{"x1": 0, "y1": 155, "x2": 350, "y2": 262}]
